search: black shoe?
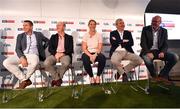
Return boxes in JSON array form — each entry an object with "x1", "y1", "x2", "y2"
[
  {"x1": 91, "y1": 83, "x2": 97, "y2": 86},
  {"x1": 114, "y1": 72, "x2": 120, "y2": 80},
  {"x1": 122, "y1": 73, "x2": 128, "y2": 82}
]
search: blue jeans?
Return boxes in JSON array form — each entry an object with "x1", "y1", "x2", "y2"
[{"x1": 142, "y1": 50, "x2": 179, "y2": 79}]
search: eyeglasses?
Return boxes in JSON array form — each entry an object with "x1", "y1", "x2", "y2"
[{"x1": 152, "y1": 20, "x2": 161, "y2": 23}]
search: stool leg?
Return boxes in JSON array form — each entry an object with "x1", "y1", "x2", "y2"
[
  {"x1": 110, "y1": 64, "x2": 120, "y2": 94},
  {"x1": 2, "y1": 76, "x2": 8, "y2": 103},
  {"x1": 38, "y1": 69, "x2": 45, "y2": 102},
  {"x1": 68, "y1": 68, "x2": 71, "y2": 86},
  {"x1": 40, "y1": 70, "x2": 44, "y2": 88},
  {"x1": 34, "y1": 72, "x2": 37, "y2": 88},
  {"x1": 129, "y1": 68, "x2": 139, "y2": 92},
  {"x1": 136, "y1": 65, "x2": 150, "y2": 94}
]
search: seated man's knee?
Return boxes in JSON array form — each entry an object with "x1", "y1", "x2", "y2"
[
  {"x1": 136, "y1": 57, "x2": 143, "y2": 65},
  {"x1": 173, "y1": 53, "x2": 179, "y2": 63},
  {"x1": 167, "y1": 52, "x2": 179, "y2": 63},
  {"x1": 111, "y1": 56, "x2": 119, "y2": 65},
  {"x1": 3, "y1": 59, "x2": 9, "y2": 68},
  {"x1": 62, "y1": 61, "x2": 70, "y2": 67},
  {"x1": 61, "y1": 56, "x2": 71, "y2": 67},
  {"x1": 44, "y1": 59, "x2": 51, "y2": 67},
  {"x1": 31, "y1": 60, "x2": 39, "y2": 67}
]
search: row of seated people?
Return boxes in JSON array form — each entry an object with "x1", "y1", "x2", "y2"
[{"x1": 3, "y1": 16, "x2": 179, "y2": 89}]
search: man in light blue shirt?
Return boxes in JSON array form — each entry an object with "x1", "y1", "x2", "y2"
[
  {"x1": 3, "y1": 20, "x2": 49, "y2": 89},
  {"x1": 23, "y1": 32, "x2": 39, "y2": 55}
]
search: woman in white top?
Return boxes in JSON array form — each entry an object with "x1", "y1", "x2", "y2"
[{"x1": 82, "y1": 19, "x2": 106, "y2": 85}]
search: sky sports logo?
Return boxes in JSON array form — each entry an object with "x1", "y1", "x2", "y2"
[
  {"x1": 135, "y1": 24, "x2": 144, "y2": 26},
  {"x1": 76, "y1": 29, "x2": 87, "y2": 32},
  {"x1": 51, "y1": 21, "x2": 74, "y2": 24},
  {"x1": 33, "y1": 20, "x2": 46, "y2": 24},
  {"x1": 1, "y1": 52, "x2": 14, "y2": 55},
  {"x1": 161, "y1": 23, "x2": 175, "y2": 28},
  {"x1": 102, "y1": 29, "x2": 112, "y2": 32},
  {"x1": 2, "y1": 20, "x2": 15, "y2": 23},
  {"x1": 1, "y1": 36, "x2": 14, "y2": 39},
  {"x1": 64, "y1": 21, "x2": 74, "y2": 24}
]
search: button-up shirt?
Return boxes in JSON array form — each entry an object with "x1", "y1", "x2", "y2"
[
  {"x1": 151, "y1": 28, "x2": 159, "y2": 50},
  {"x1": 23, "y1": 32, "x2": 39, "y2": 55},
  {"x1": 56, "y1": 35, "x2": 65, "y2": 53}
]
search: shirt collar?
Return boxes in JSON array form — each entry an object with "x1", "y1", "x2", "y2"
[
  {"x1": 25, "y1": 31, "x2": 34, "y2": 36},
  {"x1": 152, "y1": 26, "x2": 160, "y2": 32}
]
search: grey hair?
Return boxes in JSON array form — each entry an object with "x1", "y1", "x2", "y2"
[
  {"x1": 115, "y1": 18, "x2": 124, "y2": 25},
  {"x1": 56, "y1": 21, "x2": 66, "y2": 27}
]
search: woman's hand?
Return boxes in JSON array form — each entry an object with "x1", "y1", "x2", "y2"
[{"x1": 90, "y1": 54, "x2": 97, "y2": 63}]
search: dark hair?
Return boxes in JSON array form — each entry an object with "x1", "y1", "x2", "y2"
[
  {"x1": 88, "y1": 19, "x2": 97, "y2": 25},
  {"x1": 24, "y1": 20, "x2": 33, "y2": 26}
]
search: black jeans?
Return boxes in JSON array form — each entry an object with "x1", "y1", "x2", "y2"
[
  {"x1": 142, "y1": 50, "x2": 179, "y2": 79},
  {"x1": 82, "y1": 53, "x2": 106, "y2": 77}
]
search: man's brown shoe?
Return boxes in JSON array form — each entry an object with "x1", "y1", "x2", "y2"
[
  {"x1": 158, "y1": 77, "x2": 173, "y2": 86},
  {"x1": 51, "y1": 79, "x2": 62, "y2": 87},
  {"x1": 16, "y1": 79, "x2": 32, "y2": 89},
  {"x1": 151, "y1": 77, "x2": 173, "y2": 85}
]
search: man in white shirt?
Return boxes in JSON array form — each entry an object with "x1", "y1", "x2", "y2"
[{"x1": 110, "y1": 18, "x2": 143, "y2": 81}]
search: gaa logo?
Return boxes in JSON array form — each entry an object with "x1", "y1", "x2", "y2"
[
  {"x1": 4, "y1": 28, "x2": 12, "y2": 31},
  {"x1": 49, "y1": 28, "x2": 56, "y2": 31},
  {"x1": 1, "y1": 43, "x2": 11, "y2": 47},
  {"x1": 51, "y1": 21, "x2": 57, "y2": 24},
  {"x1": 127, "y1": 24, "x2": 132, "y2": 26},
  {"x1": 79, "y1": 21, "x2": 85, "y2": 25},
  {"x1": 35, "y1": 28, "x2": 42, "y2": 31},
  {"x1": 65, "y1": 28, "x2": 71, "y2": 31},
  {"x1": 103, "y1": 23, "x2": 109, "y2": 26},
  {"x1": 18, "y1": 28, "x2": 23, "y2": 31}
]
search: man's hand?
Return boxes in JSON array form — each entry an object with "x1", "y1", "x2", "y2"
[
  {"x1": 55, "y1": 52, "x2": 65, "y2": 62},
  {"x1": 147, "y1": 53, "x2": 154, "y2": 60},
  {"x1": 19, "y1": 57, "x2": 28, "y2": 67},
  {"x1": 159, "y1": 52, "x2": 165, "y2": 59}
]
